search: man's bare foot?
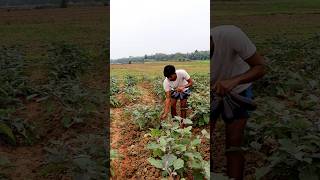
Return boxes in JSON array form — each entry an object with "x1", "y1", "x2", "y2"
[{"x1": 180, "y1": 123, "x2": 185, "y2": 129}]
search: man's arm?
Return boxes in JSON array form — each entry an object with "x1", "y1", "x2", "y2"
[
  {"x1": 161, "y1": 91, "x2": 171, "y2": 119},
  {"x1": 234, "y1": 52, "x2": 266, "y2": 84},
  {"x1": 176, "y1": 78, "x2": 193, "y2": 92},
  {"x1": 184, "y1": 78, "x2": 193, "y2": 88},
  {"x1": 214, "y1": 52, "x2": 266, "y2": 95}
]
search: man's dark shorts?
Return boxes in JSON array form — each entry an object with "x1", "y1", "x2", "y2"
[
  {"x1": 211, "y1": 86, "x2": 254, "y2": 123},
  {"x1": 170, "y1": 89, "x2": 191, "y2": 100}
]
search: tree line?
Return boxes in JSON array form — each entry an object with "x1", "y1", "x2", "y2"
[{"x1": 111, "y1": 50, "x2": 209, "y2": 64}]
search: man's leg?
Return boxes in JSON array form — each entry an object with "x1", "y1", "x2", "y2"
[
  {"x1": 171, "y1": 98, "x2": 177, "y2": 118},
  {"x1": 225, "y1": 118, "x2": 247, "y2": 180},
  {"x1": 180, "y1": 99, "x2": 188, "y2": 119},
  {"x1": 180, "y1": 99, "x2": 188, "y2": 128}
]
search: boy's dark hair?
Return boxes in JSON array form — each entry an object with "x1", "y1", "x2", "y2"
[{"x1": 163, "y1": 65, "x2": 176, "y2": 78}]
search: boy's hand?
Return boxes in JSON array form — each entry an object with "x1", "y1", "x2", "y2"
[
  {"x1": 214, "y1": 78, "x2": 239, "y2": 95},
  {"x1": 175, "y1": 86, "x2": 184, "y2": 92}
]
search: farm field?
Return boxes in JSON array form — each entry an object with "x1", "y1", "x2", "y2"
[
  {"x1": 212, "y1": 0, "x2": 320, "y2": 179},
  {"x1": 212, "y1": 0, "x2": 320, "y2": 42},
  {"x1": 0, "y1": 6, "x2": 108, "y2": 179},
  {"x1": 110, "y1": 61, "x2": 210, "y2": 179},
  {"x1": 111, "y1": 61, "x2": 209, "y2": 77},
  {"x1": 0, "y1": 6, "x2": 108, "y2": 56}
]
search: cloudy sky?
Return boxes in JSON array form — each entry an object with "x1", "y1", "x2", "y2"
[{"x1": 110, "y1": 0, "x2": 209, "y2": 59}]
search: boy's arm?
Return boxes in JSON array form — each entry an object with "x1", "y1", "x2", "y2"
[
  {"x1": 161, "y1": 91, "x2": 171, "y2": 120},
  {"x1": 235, "y1": 52, "x2": 266, "y2": 84},
  {"x1": 176, "y1": 78, "x2": 193, "y2": 92},
  {"x1": 184, "y1": 78, "x2": 193, "y2": 88},
  {"x1": 214, "y1": 52, "x2": 266, "y2": 95}
]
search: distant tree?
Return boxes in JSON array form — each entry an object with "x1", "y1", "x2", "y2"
[
  {"x1": 60, "y1": 0, "x2": 68, "y2": 8},
  {"x1": 112, "y1": 50, "x2": 209, "y2": 63}
]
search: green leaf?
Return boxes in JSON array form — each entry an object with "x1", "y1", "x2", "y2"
[
  {"x1": 0, "y1": 122, "x2": 16, "y2": 144},
  {"x1": 255, "y1": 166, "x2": 271, "y2": 180},
  {"x1": 193, "y1": 172, "x2": 205, "y2": 179},
  {"x1": 159, "y1": 137, "x2": 167, "y2": 147},
  {"x1": 148, "y1": 157, "x2": 163, "y2": 169},
  {"x1": 73, "y1": 117, "x2": 83, "y2": 123},
  {"x1": 182, "y1": 118, "x2": 193, "y2": 125},
  {"x1": 193, "y1": 152, "x2": 203, "y2": 160},
  {"x1": 184, "y1": 152, "x2": 194, "y2": 160},
  {"x1": 110, "y1": 149, "x2": 119, "y2": 160},
  {"x1": 147, "y1": 143, "x2": 160, "y2": 150},
  {"x1": 26, "y1": 94, "x2": 38, "y2": 101},
  {"x1": 45, "y1": 101, "x2": 54, "y2": 113},
  {"x1": 173, "y1": 158, "x2": 184, "y2": 170},
  {"x1": 250, "y1": 141, "x2": 262, "y2": 150},
  {"x1": 191, "y1": 138, "x2": 201, "y2": 147},
  {"x1": 201, "y1": 160, "x2": 210, "y2": 179},
  {"x1": 175, "y1": 126, "x2": 192, "y2": 135},
  {"x1": 162, "y1": 154, "x2": 177, "y2": 167},
  {"x1": 174, "y1": 116, "x2": 182, "y2": 122},
  {"x1": 180, "y1": 138, "x2": 191, "y2": 145},
  {"x1": 293, "y1": 151, "x2": 304, "y2": 161},
  {"x1": 212, "y1": 173, "x2": 229, "y2": 180},
  {"x1": 201, "y1": 129, "x2": 210, "y2": 139},
  {"x1": 36, "y1": 96, "x2": 49, "y2": 102},
  {"x1": 290, "y1": 118, "x2": 312, "y2": 130},
  {"x1": 62, "y1": 117, "x2": 73, "y2": 128},
  {"x1": 299, "y1": 168, "x2": 318, "y2": 180},
  {"x1": 191, "y1": 160, "x2": 202, "y2": 169},
  {"x1": 150, "y1": 128, "x2": 162, "y2": 137},
  {"x1": 152, "y1": 149, "x2": 163, "y2": 157},
  {"x1": 173, "y1": 144, "x2": 187, "y2": 152},
  {"x1": 279, "y1": 138, "x2": 297, "y2": 154},
  {"x1": 302, "y1": 157, "x2": 312, "y2": 164}
]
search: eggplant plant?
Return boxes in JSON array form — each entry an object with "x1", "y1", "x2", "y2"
[{"x1": 146, "y1": 117, "x2": 210, "y2": 179}]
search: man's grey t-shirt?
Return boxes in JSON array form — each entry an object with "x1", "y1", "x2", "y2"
[{"x1": 211, "y1": 25, "x2": 256, "y2": 93}]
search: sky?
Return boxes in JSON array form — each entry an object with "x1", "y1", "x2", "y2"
[{"x1": 110, "y1": 0, "x2": 210, "y2": 59}]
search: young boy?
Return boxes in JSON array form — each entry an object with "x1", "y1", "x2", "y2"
[
  {"x1": 211, "y1": 25, "x2": 266, "y2": 180},
  {"x1": 160, "y1": 65, "x2": 193, "y2": 126}
]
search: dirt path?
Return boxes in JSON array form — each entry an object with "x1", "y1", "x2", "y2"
[
  {"x1": 0, "y1": 145, "x2": 44, "y2": 179},
  {"x1": 111, "y1": 82, "x2": 162, "y2": 179},
  {"x1": 137, "y1": 83, "x2": 157, "y2": 104}
]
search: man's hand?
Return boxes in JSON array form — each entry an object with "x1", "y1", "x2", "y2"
[
  {"x1": 160, "y1": 112, "x2": 168, "y2": 120},
  {"x1": 175, "y1": 86, "x2": 184, "y2": 92},
  {"x1": 213, "y1": 78, "x2": 239, "y2": 95}
]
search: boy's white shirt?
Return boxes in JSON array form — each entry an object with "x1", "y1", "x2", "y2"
[
  {"x1": 163, "y1": 69, "x2": 190, "y2": 92},
  {"x1": 211, "y1": 25, "x2": 256, "y2": 93}
]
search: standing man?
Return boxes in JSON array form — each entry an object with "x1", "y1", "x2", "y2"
[
  {"x1": 160, "y1": 65, "x2": 193, "y2": 127},
  {"x1": 211, "y1": 25, "x2": 266, "y2": 180}
]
